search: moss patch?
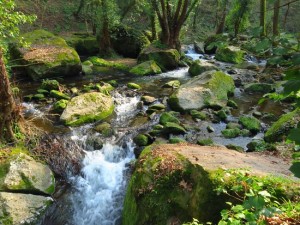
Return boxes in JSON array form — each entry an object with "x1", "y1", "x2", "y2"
[{"x1": 129, "y1": 60, "x2": 162, "y2": 76}]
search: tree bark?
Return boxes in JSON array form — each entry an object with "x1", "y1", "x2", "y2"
[
  {"x1": 99, "y1": 0, "x2": 112, "y2": 55},
  {"x1": 0, "y1": 47, "x2": 20, "y2": 143},
  {"x1": 260, "y1": 0, "x2": 267, "y2": 36},
  {"x1": 273, "y1": 0, "x2": 280, "y2": 36},
  {"x1": 216, "y1": 0, "x2": 229, "y2": 34}
]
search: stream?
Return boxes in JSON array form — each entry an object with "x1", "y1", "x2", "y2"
[{"x1": 20, "y1": 46, "x2": 285, "y2": 225}]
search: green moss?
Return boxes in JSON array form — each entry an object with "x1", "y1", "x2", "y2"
[
  {"x1": 40, "y1": 79, "x2": 60, "y2": 91},
  {"x1": 225, "y1": 144, "x2": 244, "y2": 152},
  {"x1": 264, "y1": 109, "x2": 300, "y2": 142},
  {"x1": 197, "y1": 138, "x2": 214, "y2": 146},
  {"x1": 65, "y1": 104, "x2": 115, "y2": 126},
  {"x1": 45, "y1": 174, "x2": 55, "y2": 194},
  {"x1": 215, "y1": 46, "x2": 245, "y2": 64},
  {"x1": 163, "y1": 122, "x2": 186, "y2": 135},
  {"x1": 127, "y1": 83, "x2": 141, "y2": 90},
  {"x1": 239, "y1": 116, "x2": 261, "y2": 134},
  {"x1": 22, "y1": 29, "x2": 68, "y2": 47},
  {"x1": 133, "y1": 134, "x2": 150, "y2": 146},
  {"x1": 169, "y1": 138, "x2": 187, "y2": 144},
  {"x1": 227, "y1": 100, "x2": 238, "y2": 109},
  {"x1": 159, "y1": 112, "x2": 180, "y2": 126},
  {"x1": 33, "y1": 93, "x2": 45, "y2": 101},
  {"x1": 216, "y1": 109, "x2": 227, "y2": 121},
  {"x1": 64, "y1": 33, "x2": 98, "y2": 55},
  {"x1": 226, "y1": 122, "x2": 241, "y2": 130},
  {"x1": 88, "y1": 56, "x2": 129, "y2": 71},
  {"x1": 95, "y1": 83, "x2": 114, "y2": 95},
  {"x1": 190, "y1": 110, "x2": 206, "y2": 120},
  {"x1": 50, "y1": 90, "x2": 70, "y2": 100},
  {"x1": 162, "y1": 80, "x2": 180, "y2": 88},
  {"x1": 246, "y1": 139, "x2": 275, "y2": 152},
  {"x1": 244, "y1": 83, "x2": 274, "y2": 94},
  {"x1": 188, "y1": 60, "x2": 218, "y2": 77},
  {"x1": 221, "y1": 128, "x2": 241, "y2": 138},
  {"x1": 53, "y1": 99, "x2": 68, "y2": 112},
  {"x1": 129, "y1": 60, "x2": 162, "y2": 76}
]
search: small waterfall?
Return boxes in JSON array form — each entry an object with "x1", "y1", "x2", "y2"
[
  {"x1": 70, "y1": 143, "x2": 134, "y2": 225},
  {"x1": 67, "y1": 92, "x2": 139, "y2": 225}
]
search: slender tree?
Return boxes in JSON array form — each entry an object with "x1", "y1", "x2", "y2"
[
  {"x1": 151, "y1": 0, "x2": 201, "y2": 50},
  {"x1": 0, "y1": 0, "x2": 35, "y2": 143},
  {"x1": 273, "y1": 0, "x2": 280, "y2": 36},
  {"x1": 216, "y1": 0, "x2": 230, "y2": 34},
  {"x1": 260, "y1": 0, "x2": 267, "y2": 36}
]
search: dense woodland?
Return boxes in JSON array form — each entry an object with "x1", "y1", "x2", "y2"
[{"x1": 0, "y1": 0, "x2": 300, "y2": 225}]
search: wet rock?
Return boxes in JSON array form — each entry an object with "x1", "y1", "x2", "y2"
[
  {"x1": 14, "y1": 29, "x2": 81, "y2": 81},
  {"x1": 190, "y1": 110, "x2": 207, "y2": 120},
  {"x1": 40, "y1": 79, "x2": 60, "y2": 91},
  {"x1": 133, "y1": 134, "x2": 150, "y2": 146},
  {"x1": 207, "y1": 126, "x2": 215, "y2": 133},
  {"x1": 138, "y1": 45, "x2": 180, "y2": 71},
  {"x1": 253, "y1": 111, "x2": 262, "y2": 118},
  {"x1": 188, "y1": 60, "x2": 218, "y2": 77},
  {"x1": 244, "y1": 83, "x2": 274, "y2": 94},
  {"x1": 216, "y1": 109, "x2": 227, "y2": 121},
  {"x1": 169, "y1": 70, "x2": 235, "y2": 112},
  {"x1": 226, "y1": 122, "x2": 241, "y2": 130},
  {"x1": 86, "y1": 136, "x2": 104, "y2": 150},
  {"x1": 129, "y1": 60, "x2": 162, "y2": 76},
  {"x1": 239, "y1": 116, "x2": 261, "y2": 134},
  {"x1": 246, "y1": 139, "x2": 275, "y2": 152},
  {"x1": 226, "y1": 144, "x2": 244, "y2": 152},
  {"x1": 50, "y1": 90, "x2": 70, "y2": 100},
  {"x1": 63, "y1": 33, "x2": 98, "y2": 55},
  {"x1": 95, "y1": 82, "x2": 114, "y2": 95},
  {"x1": 53, "y1": 99, "x2": 69, "y2": 113},
  {"x1": 194, "y1": 41, "x2": 205, "y2": 54},
  {"x1": 264, "y1": 109, "x2": 300, "y2": 142},
  {"x1": 60, "y1": 92, "x2": 114, "y2": 126},
  {"x1": 163, "y1": 122, "x2": 186, "y2": 135},
  {"x1": 0, "y1": 192, "x2": 53, "y2": 225},
  {"x1": 148, "y1": 104, "x2": 165, "y2": 111},
  {"x1": 127, "y1": 83, "x2": 141, "y2": 90},
  {"x1": 94, "y1": 122, "x2": 114, "y2": 137},
  {"x1": 227, "y1": 100, "x2": 238, "y2": 109},
  {"x1": 162, "y1": 80, "x2": 181, "y2": 88},
  {"x1": 222, "y1": 128, "x2": 241, "y2": 138},
  {"x1": 33, "y1": 93, "x2": 46, "y2": 101},
  {"x1": 141, "y1": 95, "x2": 156, "y2": 105},
  {"x1": 197, "y1": 138, "x2": 214, "y2": 146},
  {"x1": 1, "y1": 153, "x2": 55, "y2": 195},
  {"x1": 159, "y1": 112, "x2": 180, "y2": 125},
  {"x1": 215, "y1": 46, "x2": 246, "y2": 64},
  {"x1": 169, "y1": 137, "x2": 187, "y2": 144}
]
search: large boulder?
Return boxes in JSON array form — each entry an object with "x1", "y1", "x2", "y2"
[
  {"x1": 14, "y1": 29, "x2": 81, "y2": 80},
  {"x1": 63, "y1": 33, "x2": 98, "y2": 55},
  {"x1": 188, "y1": 60, "x2": 218, "y2": 77},
  {"x1": 122, "y1": 144, "x2": 297, "y2": 225},
  {"x1": 0, "y1": 192, "x2": 52, "y2": 225},
  {"x1": 169, "y1": 70, "x2": 235, "y2": 112},
  {"x1": 129, "y1": 60, "x2": 162, "y2": 76},
  {"x1": 111, "y1": 25, "x2": 150, "y2": 58},
  {"x1": 60, "y1": 92, "x2": 114, "y2": 126},
  {"x1": 0, "y1": 153, "x2": 55, "y2": 195},
  {"x1": 215, "y1": 46, "x2": 246, "y2": 64},
  {"x1": 138, "y1": 45, "x2": 180, "y2": 71},
  {"x1": 264, "y1": 109, "x2": 300, "y2": 142}
]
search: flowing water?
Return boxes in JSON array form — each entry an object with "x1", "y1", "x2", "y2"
[{"x1": 34, "y1": 46, "x2": 286, "y2": 224}]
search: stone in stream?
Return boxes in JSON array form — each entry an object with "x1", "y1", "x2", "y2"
[
  {"x1": 0, "y1": 192, "x2": 53, "y2": 225},
  {"x1": 60, "y1": 92, "x2": 114, "y2": 126},
  {"x1": 162, "y1": 80, "x2": 181, "y2": 88},
  {"x1": 169, "y1": 70, "x2": 235, "y2": 112},
  {"x1": 239, "y1": 116, "x2": 261, "y2": 134},
  {"x1": 141, "y1": 95, "x2": 156, "y2": 105},
  {"x1": 129, "y1": 60, "x2": 162, "y2": 76},
  {"x1": 0, "y1": 153, "x2": 55, "y2": 195},
  {"x1": 12, "y1": 29, "x2": 82, "y2": 81},
  {"x1": 244, "y1": 83, "x2": 274, "y2": 94},
  {"x1": 215, "y1": 46, "x2": 246, "y2": 64},
  {"x1": 127, "y1": 82, "x2": 141, "y2": 90},
  {"x1": 188, "y1": 60, "x2": 218, "y2": 77}
]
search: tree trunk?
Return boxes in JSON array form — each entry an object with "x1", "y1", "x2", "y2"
[
  {"x1": 273, "y1": 0, "x2": 280, "y2": 36},
  {"x1": 0, "y1": 47, "x2": 20, "y2": 143},
  {"x1": 260, "y1": 0, "x2": 267, "y2": 36},
  {"x1": 150, "y1": 11, "x2": 157, "y2": 41},
  {"x1": 216, "y1": 0, "x2": 228, "y2": 34},
  {"x1": 74, "y1": 0, "x2": 85, "y2": 18},
  {"x1": 99, "y1": 0, "x2": 112, "y2": 55}
]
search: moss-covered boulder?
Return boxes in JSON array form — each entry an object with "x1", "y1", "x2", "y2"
[
  {"x1": 222, "y1": 128, "x2": 241, "y2": 138},
  {"x1": 239, "y1": 116, "x2": 261, "y2": 134},
  {"x1": 169, "y1": 137, "x2": 187, "y2": 144},
  {"x1": 264, "y1": 109, "x2": 300, "y2": 142},
  {"x1": 169, "y1": 70, "x2": 235, "y2": 112},
  {"x1": 129, "y1": 60, "x2": 162, "y2": 76},
  {"x1": 0, "y1": 153, "x2": 55, "y2": 195},
  {"x1": 60, "y1": 92, "x2": 114, "y2": 126},
  {"x1": 197, "y1": 138, "x2": 214, "y2": 146},
  {"x1": 40, "y1": 79, "x2": 60, "y2": 91},
  {"x1": 133, "y1": 134, "x2": 150, "y2": 146},
  {"x1": 0, "y1": 192, "x2": 53, "y2": 225},
  {"x1": 138, "y1": 45, "x2": 180, "y2": 71},
  {"x1": 162, "y1": 80, "x2": 181, "y2": 88},
  {"x1": 63, "y1": 33, "x2": 98, "y2": 55},
  {"x1": 88, "y1": 57, "x2": 129, "y2": 71},
  {"x1": 94, "y1": 122, "x2": 114, "y2": 137},
  {"x1": 111, "y1": 25, "x2": 150, "y2": 58},
  {"x1": 50, "y1": 90, "x2": 70, "y2": 100},
  {"x1": 215, "y1": 46, "x2": 245, "y2": 64},
  {"x1": 53, "y1": 99, "x2": 68, "y2": 113},
  {"x1": 95, "y1": 82, "x2": 114, "y2": 95},
  {"x1": 188, "y1": 60, "x2": 218, "y2": 77},
  {"x1": 244, "y1": 83, "x2": 274, "y2": 94},
  {"x1": 141, "y1": 95, "x2": 156, "y2": 105},
  {"x1": 159, "y1": 112, "x2": 180, "y2": 125},
  {"x1": 122, "y1": 145, "x2": 223, "y2": 225},
  {"x1": 190, "y1": 110, "x2": 207, "y2": 120},
  {"x1": 14, "y1": 29, "x2": 82, "y2": 81},
  {"x1": 127, "y1": 83, "x2": 141, "y2": 90},
  {"x1": 163, "y1": 122, "x2": 186, "y2": 135}
]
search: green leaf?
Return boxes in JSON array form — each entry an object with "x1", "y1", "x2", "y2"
[
  {"x1": 284, "y1": 67, "x2": 300, "y2": 80},
  {"x1": 283, "y1": 80, "x2": 300, "y2": 95},
  {"x1": 258, "y1": 190, "x2": 271, "y2": 198},
  {"x1": 288, "y1": 128, "x2": 300, "y2": 145}
]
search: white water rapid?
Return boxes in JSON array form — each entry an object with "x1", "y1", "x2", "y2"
[{"x1": 68, "y1": 93, "x2": 139, "y2": 225}]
